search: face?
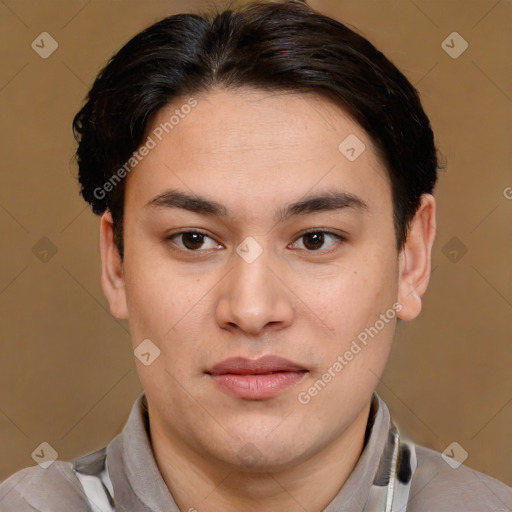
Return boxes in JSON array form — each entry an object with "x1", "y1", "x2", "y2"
[{"x1": 100, "y1": 87, "x2": 435, "y2": 472}]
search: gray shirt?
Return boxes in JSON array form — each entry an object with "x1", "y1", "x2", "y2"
[{"x1": 1, "y1": 392, "x2": 510, "y2": 511}]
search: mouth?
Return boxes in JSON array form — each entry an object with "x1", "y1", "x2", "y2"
[{"x1": 205, "y1": 355, "x2": 309, "y2": 400}]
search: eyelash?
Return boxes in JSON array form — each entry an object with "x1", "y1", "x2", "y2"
[{"x1": 164, "y1": 229, "x2": 346, "y2": 255}]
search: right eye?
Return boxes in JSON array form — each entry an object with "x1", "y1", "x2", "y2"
[{"x1": 165, "y1": 230, "x2": 223, "y2": 252}]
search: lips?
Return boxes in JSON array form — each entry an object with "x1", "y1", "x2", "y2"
[
  {"x1": 206, "y1": 356, "x2": 308, "y2": 400},
  {"x1": 208, "y1": 355, "x2": 306, "y2": 375}
]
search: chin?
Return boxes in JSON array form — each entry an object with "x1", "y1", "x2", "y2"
[
  {"x1": 213, "y1": 426, "x2": 315, "y2": 473},
  {"x1": 222, "y1": 445, "x2": 307, "y2": 474}
]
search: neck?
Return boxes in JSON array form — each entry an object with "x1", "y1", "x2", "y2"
[{"x1": 148, "y1": 401, "x2": 372, "y2": 512}]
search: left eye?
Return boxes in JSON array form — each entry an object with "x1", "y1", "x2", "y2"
[{"x1": 290, "y1": 230, "x2": 345, "y2": 252}]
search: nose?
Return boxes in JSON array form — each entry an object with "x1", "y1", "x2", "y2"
[{"x1": 215, "y1": 241, "x2": 295, "y2": 336}]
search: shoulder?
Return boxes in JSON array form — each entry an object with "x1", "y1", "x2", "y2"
[
  {"x1": 0, "y1": 461, "x2": 90, "y2": 512},
  {"x1": 408, "y1": 444, "x2": 512, "y2": 511}
]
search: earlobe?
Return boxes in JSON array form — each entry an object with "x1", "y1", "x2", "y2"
[
  {"x1": 397, "y1": 194, "x2": 437, "y2": 322},
  {"x1": 99, "y1": 210, "x2": 129, "y2": 320}
]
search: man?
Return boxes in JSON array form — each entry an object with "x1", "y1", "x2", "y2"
[{"x1": 1, "y1": 0, "x2": 510, "y2": 511}]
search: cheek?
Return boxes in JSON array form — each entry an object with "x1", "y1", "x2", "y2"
[
  {"x1": 124, "y1": 266, "x2": 210, "y2": 393},
  {"x1": 122, "y1": 249, "x2": 203, "y2": 344},
  {"x1": 302, "y1": 261, "x2": 390, "y2": 321},
  {"x1": 304, "y1": 254, "x2": 398, "y2": 357}
]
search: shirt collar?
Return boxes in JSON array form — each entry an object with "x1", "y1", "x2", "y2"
[
  {"x1": 119, "y1": 391, "x2": 391, "y2": 511},
  {"x1": 120, "y1": 392, "x2": 180, "y2": 510}
]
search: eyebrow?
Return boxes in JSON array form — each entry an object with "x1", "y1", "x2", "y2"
[{"x1": 144, "y1": 188, "x2": 368, "y2": 222}]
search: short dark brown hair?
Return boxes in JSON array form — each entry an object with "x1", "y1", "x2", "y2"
[{"x1": 73, "y1": 0, "x2": 440, "y2": 260}]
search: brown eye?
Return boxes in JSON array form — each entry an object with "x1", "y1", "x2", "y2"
[
  {"x1": 290, "y1": 230, "x2": 345, "y2": 252},
  {"x1": 167, "y1": 231, "x2": 221, "y2": 252},
  {"x1": 302, "y1": 232, "x2": 325, "y2": 251},
  {"x1": 181, "y1": 232, "x2": 206, "y2": 250}
]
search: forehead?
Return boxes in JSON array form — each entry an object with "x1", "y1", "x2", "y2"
[{"x1": 124, "y1": 87, "x2": 391, "y2": 218}]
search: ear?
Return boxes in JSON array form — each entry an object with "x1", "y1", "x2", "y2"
[
  {"x1": 397, "y1": 193, "x2": 437, "y2": 321},
  {"x1": 99, "y1": 210, "x2": 129, "y2": 320}
]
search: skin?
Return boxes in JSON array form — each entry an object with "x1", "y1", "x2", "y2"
[{"x1": 99, "y1": 87, "x2": 436, "y2": 512}]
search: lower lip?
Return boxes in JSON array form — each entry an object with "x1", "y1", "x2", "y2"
[{"x1": 209, "y1": 371, "x2": 307, "y2": 400}]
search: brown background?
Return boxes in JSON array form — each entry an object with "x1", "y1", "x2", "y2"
[{"x1": 0, "y1": 0, "x2": 511, "y2": 488}]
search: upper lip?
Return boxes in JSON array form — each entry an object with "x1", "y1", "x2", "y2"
[{"x1": 206, "y1": 355, "x2": 308, "y2": 375}]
